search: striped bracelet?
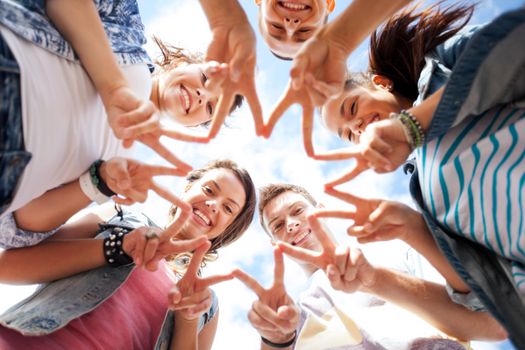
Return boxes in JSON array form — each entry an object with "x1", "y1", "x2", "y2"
[{"x1": 391, "y1": 110, "x2": 425, "y2": 150}]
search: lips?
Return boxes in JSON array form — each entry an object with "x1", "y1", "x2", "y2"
[
  {"x1": 278, "y1": 1, "x2": 310, "y2": 11},
  {"x1": 179, "y1": 84, "x2": 192, "y2": 114},
  {"x1": 192, "y1": 208, "x2": 211, "y2": 227},
  {"x1": 291, "y1": 228, "x2": 311, "y2": 246}
]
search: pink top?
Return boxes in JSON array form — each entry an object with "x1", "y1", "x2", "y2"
[{"x1": 0, "y1": 263, "x2": 174, "y2": 350}]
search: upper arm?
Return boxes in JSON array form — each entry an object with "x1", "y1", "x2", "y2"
[{"x1": 197, "y1": 307, "x2": 219, "y2": 350}]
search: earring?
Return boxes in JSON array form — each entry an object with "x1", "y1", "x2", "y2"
[{"x1": 387, "y1": 84, "x2": 393, "y2": 91}]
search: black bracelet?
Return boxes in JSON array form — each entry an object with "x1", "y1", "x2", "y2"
[
  {"x1": 103, "y1": 226, "x2": 133, "y2": 266},
  {"x1": 90, "y1": 159, "x2": 116, "y2": 197},
  {"x1": 261, "y1": 331, "x2": 296, "y2": 348}
]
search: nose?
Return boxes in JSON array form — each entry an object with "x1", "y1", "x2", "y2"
[
  {"x1": 205, "y1": 200, "x2": 217, "y2": 213},
  {"x1": 196, "y1": 88, "x2": 207, "y2": 106},
  {"x1": 287, "y1": 220, "x2": 300, "y2": 234},
  {"x1": 284, "y1": 16, "x2": 300, "y2": 32},
  {"x1": 349, "y1": 117, "x2": 364, "y2": 136}
]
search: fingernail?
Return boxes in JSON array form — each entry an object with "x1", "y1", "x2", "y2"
[{"x1": 363, "y1": 223, "x2": 372, "y2": 232}]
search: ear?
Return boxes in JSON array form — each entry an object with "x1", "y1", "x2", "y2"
[{"x1": 372, "y1": 75, "x2": 394, "y2": 92}]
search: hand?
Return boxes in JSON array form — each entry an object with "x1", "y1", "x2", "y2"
[
  {"x1": 233, "y1": 248, "x2": 299, "y2": 344},
  {"x1": 103, "y1": 85, "x2": 160, "y2": 142},
  {"x1": 123, "y1": 227, "x2": 209, "y2": 271},
  {"x1": 319, "y1": 187, "x2": 426, "y2": 244},
  {"x1": 99, "y1": 157, "x2": 188, "y2": 205},
  {"x1": 201, "y1": 0, "x2": 264, "y2": 138},
  {"x1": 169, "y1": 241, "x2": 234, "y2": 320},
  {"x1": 277, "y1": 215, "x2": 376, "y2": 293}
]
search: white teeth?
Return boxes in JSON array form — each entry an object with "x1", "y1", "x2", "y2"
[
  {"x1": 292, "y1": 230, "x2": 310, "y2": 245},
  {"x1": 180, "y1": 86, "x2": 190, "y2": 111},
  {"x1": 281, "y1": 2, "x2": 306, "y2": 10},
  {"x1": 194, "y1": 209, "x2": 210, "y2": 226}
]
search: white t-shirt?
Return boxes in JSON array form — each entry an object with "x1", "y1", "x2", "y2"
[{"x1": 0, "y1": 26, "x2": 152, "y2": 217}]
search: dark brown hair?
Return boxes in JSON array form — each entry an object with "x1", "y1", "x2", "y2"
[
  {"x1": 258, "y1": 183, "x2": 317, "y2": 234},
  {"x1": 368, "y1": 2, "x2": 474, "y2": 100},
  {"x1": 152, "y1": 36, "x2": 244, "y2": 119},
  {"x1": 168, "y1": 159, "x2": 256, "y2": 253}
]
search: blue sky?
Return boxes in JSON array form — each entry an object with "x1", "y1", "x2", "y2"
[{"x1": 131, "y1": 1, "x2": 521, "y2": 349}]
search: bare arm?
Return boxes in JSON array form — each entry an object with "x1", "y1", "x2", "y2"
[{"x1": 363, "y1": 268, "x2": 508, "y2": 341}]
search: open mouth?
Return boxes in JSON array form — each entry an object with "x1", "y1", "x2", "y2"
[
  {"x1": 291, "y1": 228, "x2": 311, "y2": 246},
  {"x1": 278, "y1": 1, "x2": 310, "y2": 11},
  {"x1": 179, "y1": 84, "x2": 192, "y2": 113},
  {"x1": 193, "y1": 208, "x2": 211, "y2": 227}
]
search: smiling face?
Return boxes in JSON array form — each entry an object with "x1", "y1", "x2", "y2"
[
  {"x1": 158, "y1": 63, "x2": 220, "y2": 127},
  {"x1": 258, "y1": 0, "x2": 329, "y2": 58},
  {"x1": 263, "y1": 191, "x2": 322, "y2": 252},
  {"x1": 321, "y1": 78, "x2": 405, "y2": 143},
  {"x1": 178, "y1": 168, "x2": 247, "y2": 241}
]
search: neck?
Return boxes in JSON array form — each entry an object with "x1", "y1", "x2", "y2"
[{"x1": 395, "y1": 92, "x2": 414, "y2": 110}]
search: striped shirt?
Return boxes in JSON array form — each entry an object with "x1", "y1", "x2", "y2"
[{"x1": 416, "y1": 104, "x2": 525, "y2": 292}]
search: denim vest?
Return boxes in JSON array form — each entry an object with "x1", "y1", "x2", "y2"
[
  {"x1": 0, "y1": 0, "x2": 151, "y2": 66},
  {"x1": 409, "y1": 7, "x2": 525, "y2": 348},
  {"x1": 0, "y1": 211, "x2": 218, "y2": 348}
]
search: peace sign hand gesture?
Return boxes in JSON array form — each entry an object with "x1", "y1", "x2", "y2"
[
  {"x1": 169, "y1": 241, "x2": 234, "y2": 320},
  {"x1": 233, "y1": 247, "x2": 299, "y2": 345},
  {"x1": 320, "y1": 186, "x2": 426, "y2": 244},
  {"x1": 278, "y1": 215, "x2": 376, "y2": 294}
]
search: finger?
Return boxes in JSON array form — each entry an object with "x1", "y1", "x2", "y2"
[
  {"x1": 308, "y1": 76, "x2": 341, "y2": 102},
  {"x1": 168, "y1": 286, "x2": 182, "y2": 305},
  {"x1": 245, "y1": 83, "x2": 264, "y2": 137},
  {"x1": 301, "y1": 102, "x2": 315, "y2": 158},
  {"x1": 168, "y1": 236, "x2": 210, "y2": 258},
  {"x1": 161, "y1": 127, "x2": 209, "y2": 144},
  {"x1": 141, "y1": 164, "x2": 187, "y2": 178},
  {"x1": 141, "y1": 138, "x2": 192, "y2": 172},
  {"x1": 206, "y1": 31, "x2": 227, "y2": 62},
  {"x1": 306, "y1": 215, "x2": 336, "y2": 252},
  {"x1": 112, "y1": 195, "x2": 134, "y2": 206},
  {"x1": 184, "y1": 297, "x2": 212, "y2": 317},
  {"x1": 247, "y1": 309, "x2": 279, "y2": 332},
  {"x1": 122, "y1": 113, "x2": 160, "y2": 137},
  {"x1": 200, "y1": 272, "x2": 234, "y2": 287},
  {"x1": 204, "y1": 62, "x2": 228, "y2": 92},
  {"x1": 186, "y1": 240, "x2": 212, "y2": 278},
  {"x1": 233, "y1": 269, "x2": 265, "y2": 298},
  {"x1": 276, "y1": 241, "x2": 318, "y2": 265},
  {"x1": 105, "y1": 158, "x2": 131, "y2": 190},
  {"x1": 132, "y1": 227, "x2": 148, "y2": 266},
  {"x1": 361, "y1": 146, "x2": 393, "y2": 170},
  {"x1": 323, "y1": 187, "x2": 369, "y2": 208},
  {"x1": 265, "y1": 84, "x2": 296, "y2": 138},
  {"x1": 326, "y1": 264, "x2": 344, "y2": 290},
  {"x1": 253, "y1": 301, "x2": 294, "y2": 331},
  {"x1": 311, "y1": 147, "x2": 361, "y2": 161},
  {"x1": 273, "y1": 247, "x2": 285, "y2": 287},
  {"x1": 276, "y1": 304, "x2": 299, "y2": 323},
  {"x1": 176, "y1": 289, "x2": 209, "y2": 308},
  {"x1": 366, "y1": 202, "x2": 392, "y2": 230},
  {"x1": 207, "y1": 87, "x2": 235, "y2": 139},
  {"x1": 324, "y1": 161, "x2": 368, "y2": 188},
  {"x1": 310, "y1": 209, "x2": 356, "y2": 221},
  {"x1": 346, "y1": 225, "x2": 372, "y2": 238},
  {"x1": 118, "y1": 101, "x2": 156, "y2": 126},
  {"x1": 117, "y1": 188, "x2": 147, "y2": 203},
  {"x1": 163, "y1": 199, "x2": 192, "y2": 238},
  {"x1": 290, "y1": 55, "x2": 309, "y2": 90}
]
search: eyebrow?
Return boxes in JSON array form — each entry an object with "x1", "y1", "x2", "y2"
[{"x1": 211, "y1": 180, "x2": 240, "y2": 209}]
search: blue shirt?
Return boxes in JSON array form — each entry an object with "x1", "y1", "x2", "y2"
[{"x1": 0, "y1": 0, "x2": 151, "y2": 65}]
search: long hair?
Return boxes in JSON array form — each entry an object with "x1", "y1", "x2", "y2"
[
  {"x1": 166, "y1": 160, "x2": 256, "y2": 275},
  {"x1": 368, "y1": 2, "x2": 474, "y2": 100}
]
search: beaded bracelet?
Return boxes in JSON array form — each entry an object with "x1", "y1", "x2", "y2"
[
  {"x1": 261, "y1": 330, "x2": 296, "y2": 348},
  {"x1": 90, "y1": 159, "x2": 116, "y2": 197},
  {"x1": 103, "y1": 226, "x2": 133, "y2": 266},
  {"x1": 391, "y1": 110, "x2": 425, "y2": 150}
]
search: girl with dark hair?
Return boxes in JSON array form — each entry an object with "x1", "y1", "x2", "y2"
[
  {"x1": 316, "y1": 4, "x2": 525, "y2": 346},
  {"x1": 0, "y1": 159, "x2": 256, "y2": 350}
]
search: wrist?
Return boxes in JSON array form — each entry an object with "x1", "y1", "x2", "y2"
[{"x1": 261, "y1": 330, "x2": 296, "y2": 348}]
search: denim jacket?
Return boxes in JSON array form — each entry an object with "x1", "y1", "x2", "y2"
[
  {"x1": 0, "y1": 0, "x2": 151, "y2": 66},
  {"x1": 409, "y1": 7, "x2": 525, "y2": 348},
  {"x1": 0, "y1": 210, "x2": 218, "y2": 349}
]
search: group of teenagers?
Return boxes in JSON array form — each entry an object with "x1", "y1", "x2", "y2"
[{"x1": 0, "y1": 0, "x2": 524, "y2": 349}]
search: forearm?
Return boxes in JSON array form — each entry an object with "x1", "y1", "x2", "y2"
[
  {"x1": 170, "y1": 313, "x2": 199, "y2": 350},
  {"x1": 403, "y1": 213, "x2": 469, "y2": 292},
  {"x1": 14, "y1": 179, "x2": 92, "y2": 232},
  {"x1": 0, "y1": 239, "x2": 105, "y2": 284},
  {"x1": 45, "y1": 0, "x2": 127, "y2": 99},
  {"x1": 363, "y1": 268, "x2": 507, "y2": 341},
  {"x1": 326, "y1": 0, "x2": 412, "y2": 56},
  {"x1": 198, "y1": 0, "x2": 247, "y2": 28}
]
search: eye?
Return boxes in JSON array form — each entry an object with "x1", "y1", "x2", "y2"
[
  {"x1": 203, "y1": 186, "x2": 213, "y2": 195},
  {"x1": 271, "y1": 23, "x2": 284, "y2": 30},
  {"x1": 201, "y1": 72, "x2": 208, "y2": 85},
  {"x1": 297, "y1": 28, "x2": 311, "y2": 33},
  {"x1": 206, "y1": 102, "x2": 213, "y2": 116},
  {"x1": 294, "y1": 207, "x2": 304, "y2": 215},
  {"x1": 351, "y1": 99, "x2": 357, "y2": 115},
  {"x1": 224, "y1": 204, "x2": 233, "y2": 215},
  {"x1": 273, "y1": 222, "x2": 283, "y2": 233}
]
